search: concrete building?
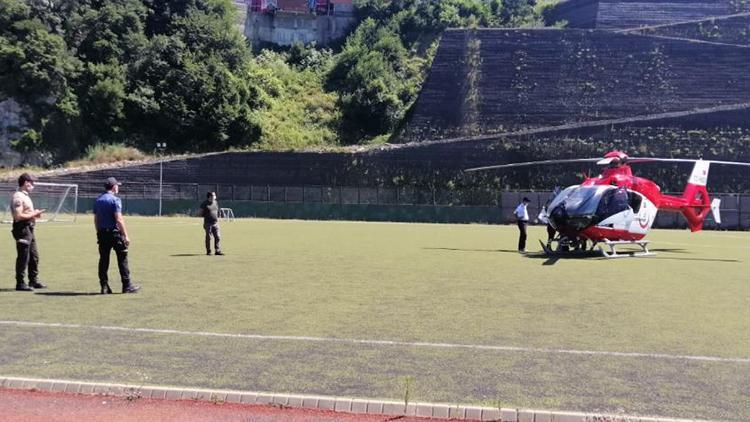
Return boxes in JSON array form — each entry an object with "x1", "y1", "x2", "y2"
[{"x1": 243, "y1": 0, "x2": 356, "y2": 46}]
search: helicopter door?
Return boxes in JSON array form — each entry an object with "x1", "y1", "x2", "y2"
[
  {"x1": 629, "y1": 192, "x2": 656, "y2": 234},
  {"x1": 595, "y1": 187, "x2": 634, "y2": 230}
]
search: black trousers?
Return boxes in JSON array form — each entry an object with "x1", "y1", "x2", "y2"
[
  {"x1": 12, "y1": 222, "x2": 39, "y2": 284},
  {"x1": 546, "y1": 224, "x2": 556, "y2": 243},
  {"x1": 204, "y1": 222, "x2": 221, "y2": 253},
  {"x1": 517, "y1": 220, "x2": 528, "y2": 251},
  {"x1": 97, "y1": 230, "x2": 130, "y2": 286}
]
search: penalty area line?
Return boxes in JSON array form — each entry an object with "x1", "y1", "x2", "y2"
[{"x1": 0, "y1": 320, "x2": 748, "y2": 364}]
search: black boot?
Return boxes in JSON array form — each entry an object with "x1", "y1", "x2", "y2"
[
  {"x1": 29, "y1": 281, "x2": 47, "y2": 289},
  {"x1": 100, "y1": 281, "x2": 112, "y2": 294},
  {"x1": 122, "y1": 282, "x2": 141, "y2": 294},
  {"x1": 15, "y1": 282, "x2": 32, "y2": 291}
]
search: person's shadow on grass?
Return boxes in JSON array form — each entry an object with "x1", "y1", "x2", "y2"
[
  {"x1": 423, "y1": 247, "x2": 519, "y2": 253},
  {"x1": 0, "y1": 288, "x2": 103, "y2": 295},
  {"x1": 170, "y1": 253, "x2": 207, "y2": 257},
  {"x1": 35, "y1": 292, "x2": 102, "y2": 296}
]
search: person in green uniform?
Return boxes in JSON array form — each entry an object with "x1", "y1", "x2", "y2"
[{"x1": 198, "y1": 192, "x2": 223, "y2": 255}]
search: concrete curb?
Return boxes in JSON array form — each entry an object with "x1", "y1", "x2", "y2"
[{"x1": 0, "y1": 376, "x2": 704, "y2": 422}]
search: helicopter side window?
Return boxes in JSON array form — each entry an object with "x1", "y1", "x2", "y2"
[
  {"x1": 596, "y1": 188, "x2": 630, "y2": 220},
  {"x1": 628, "y1": 191, "x2": 642, "y2": 213}
]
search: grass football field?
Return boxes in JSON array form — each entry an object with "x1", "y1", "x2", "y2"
[{"x1": 0, "y1": 216, "x2": 748, "y2": 420}]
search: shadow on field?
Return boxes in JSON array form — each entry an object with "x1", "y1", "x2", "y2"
[
  {"x1": 0, "y1": 288, "x2": 20, "y2": 293},
  {"x1": 647, "y1": 247, "x2": 741, "y2": 262},
  {"x1": 35, "y1": 292, "x2": 102, "y2": 297},
  {"x1": 170, "y1": 254, "x2": 207, "y2": 257},
  {"x1": 524, "y1": 248, "x2": 740, "y2": 263},
  {"x1": 653, "y1": 256, "x2": 741, "y2": 263},
  {"x1": 422, "y1": 247, "x2": 512, "y2": 253},
  {"x1": 523, "y1": 251, "x2": 603, "y2": 266},
  {"x1": 422, "y1": 247, "x2": 595, "y2": 266},
  {"x1": 650, "y1": 248, "x2": 689, "y2": 254},
  {"x1": 422, "y1": 246, "x2": 738, "y2": 264}
]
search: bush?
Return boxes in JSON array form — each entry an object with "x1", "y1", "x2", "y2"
[
  {"x1": 68, "y1": 143, "x2": 148, "y2": 166},
  {"x1": 249, "y1": 50, "x2": 340, "y2": 150}
]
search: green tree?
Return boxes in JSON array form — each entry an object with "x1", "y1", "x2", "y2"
[{"x1": 1, "y1": 0, "x2": 80, "y2": 159}]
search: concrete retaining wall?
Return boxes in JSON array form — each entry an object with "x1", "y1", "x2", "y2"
[
  {"x1": 399, "y1": 29, "x2": 750, "y2": 142},
  {"x1": 548, "y1": 0, "x2": 745, "y2": 29}
]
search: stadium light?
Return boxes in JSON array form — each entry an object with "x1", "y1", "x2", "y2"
[{"x1": 156, "y1": 142, "x2": 167, "y2": 216}]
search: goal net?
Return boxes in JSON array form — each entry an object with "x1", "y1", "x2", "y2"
[{"x1": 2, "y1": 182, "x2": 79, "y2": 223}]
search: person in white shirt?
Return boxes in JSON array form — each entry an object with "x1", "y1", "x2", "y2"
[{"x1": 514, "y1": 197, "x2": 531, "y2": 253}]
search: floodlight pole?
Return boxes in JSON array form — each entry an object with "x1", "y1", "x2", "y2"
[
  {"x1": 159, "y1": 160, "x2": 163, "y2": 216},
  {"x1": 156, "y1": 142, "x2": 167, "y2": 216}
]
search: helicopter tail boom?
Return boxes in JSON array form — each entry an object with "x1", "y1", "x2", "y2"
[{"x1": 658, "y1": 161, "x2": 713, "y2": 232}]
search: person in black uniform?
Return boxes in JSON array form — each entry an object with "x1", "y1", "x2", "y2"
[
  {"x1": 93, "y1": 177, "x2": 140, "y2": 294},
  {"x1": 198, "y1": 192, "x2": 223, "y2": 255},
  {"x1": 10, "y1": 173, "x2": 47, "y2": 291}
]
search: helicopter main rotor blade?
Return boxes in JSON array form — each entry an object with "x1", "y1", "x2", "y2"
[
  {"x1": 465, "y1": 157, "x2": 750, "y2": 172},
  {"x1": 628, "y1": 157, "x2": 750, "y2": 167},
  {"x1": 464, "y1": 158, "x2": 601, "y2": 172}
]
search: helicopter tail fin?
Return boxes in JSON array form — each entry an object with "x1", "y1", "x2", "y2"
[
  {"x1": 680, "y1": 160, "x2": 712, "y2": 232},
  {"x1": 710, "y1": 198, "x2": 721, "y2": 225}
]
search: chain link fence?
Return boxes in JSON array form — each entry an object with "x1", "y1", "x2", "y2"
[{"x1": 2, "y1": 181, "x2": 749, "y2": 229}]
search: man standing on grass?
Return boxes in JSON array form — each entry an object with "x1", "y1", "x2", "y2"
[
  {"x1": 11, "y1": 173, "x2": 47, "y2": 291},
  {"x1": 198, "y1": 191, "x2": 223, "y2": 256},
  {"x1": 514, "y1": 197, "x2": 531, "y2": 253},
  {"x1": 94, "y1": 177, "x2": 140, "y2": 294}
]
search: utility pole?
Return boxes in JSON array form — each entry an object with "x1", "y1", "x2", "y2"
[{"x1": 156, "y1": 142, "x2": 167, "y2": 216}]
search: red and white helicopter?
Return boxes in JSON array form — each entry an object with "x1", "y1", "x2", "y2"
[{"x1": 466, "y1": 150, "x2": 750, "y2": 258}]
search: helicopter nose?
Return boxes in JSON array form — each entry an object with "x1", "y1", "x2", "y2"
[{"x1": 550, "y1": 206, "x2": 593, "y2": 232}]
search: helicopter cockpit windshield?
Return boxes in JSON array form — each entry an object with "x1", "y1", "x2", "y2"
[{"x1": 548, "y1": 185, "x2": 631, "y2": 231}]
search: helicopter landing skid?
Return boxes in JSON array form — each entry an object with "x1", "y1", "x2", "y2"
[
  {"x1": 540, "y1": 240, "x2": 554, "y2": 255},
  {"x1": 598, "y1": 239, "x2": 656, "y2": 259},
  {"x1": 538, "y1": 239, "x2": 598, "y2": 257}
]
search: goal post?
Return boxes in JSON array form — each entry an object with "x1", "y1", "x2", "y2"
[
  {"x1": 219, "y1": 207, "x2": 235, "y2": 222},
  {"x1": 2, "y1": 182, "x2": 79, "y2": 223}
]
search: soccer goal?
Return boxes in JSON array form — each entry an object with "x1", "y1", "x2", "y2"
[
  {"x1": 219, "y1": 207, "x2": 235, "y2": 222},
  {"x1": 2, "y1": 182, "x2": 79, "y2": 223}
]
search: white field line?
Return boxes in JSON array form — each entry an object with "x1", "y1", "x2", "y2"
[{"x1": 1, "y1": 320, "x2": 748, "y2": 364}]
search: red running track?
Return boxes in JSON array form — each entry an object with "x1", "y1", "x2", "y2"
[{"x1": 0, "y1": 388, "x2": 449, "y2": 422}]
